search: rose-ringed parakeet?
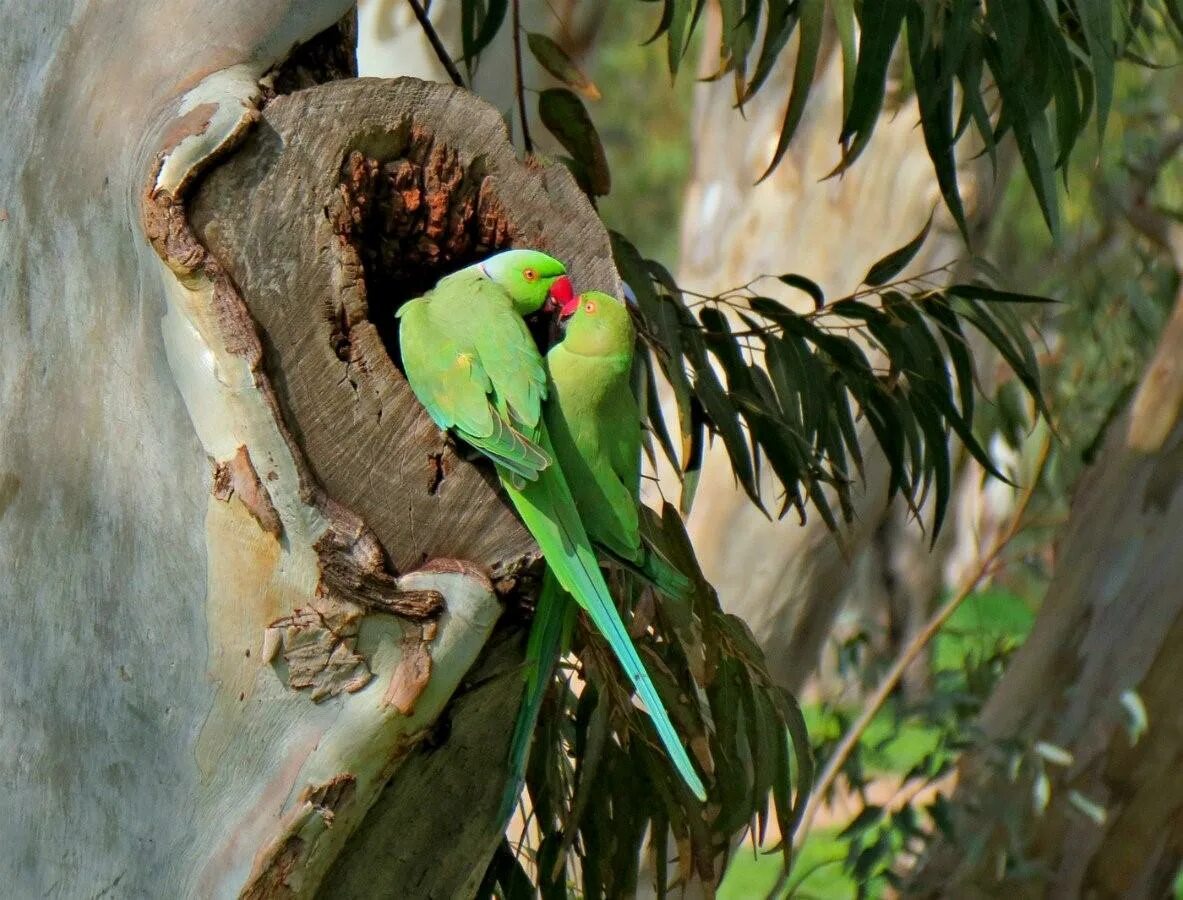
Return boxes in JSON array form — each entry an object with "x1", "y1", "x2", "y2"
[
  {"x1": 395, "y1": 253, "x2": 706, "y2": 815},
  {"x1": 503, "y1": 290, "x2": 704, "y2": 819}
]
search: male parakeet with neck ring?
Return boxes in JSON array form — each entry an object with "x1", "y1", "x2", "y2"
[{"x1": 395, "y1": 253, "x2": 706, "y2": 818}]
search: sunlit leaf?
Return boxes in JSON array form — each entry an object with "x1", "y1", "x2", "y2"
[
  {"x1": 539, "y1": 88, "x2": 611, "y2": 196},
  {"x1": 760, "y1": 0, "x2": 823, "y2": 179},
  {"x1": 863, "y1": 210, "x2": 935, "y2": 286},
  {"x1": 527, "y1": 32, "x2": 602, "y2": 100}
]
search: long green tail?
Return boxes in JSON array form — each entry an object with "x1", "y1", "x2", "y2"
[
  {"x1": 502, "y1": 454, "x2": 707, "y2": 802},
  {"x1": 500, "y1": 571, "x2": 574, "y2": 824}
]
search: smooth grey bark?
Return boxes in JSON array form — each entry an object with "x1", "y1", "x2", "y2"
[{"x1": 0, "y1": 5, "x2": 615, "y2": 897}]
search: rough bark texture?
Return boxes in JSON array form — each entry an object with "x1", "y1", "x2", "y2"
[
  {"x1": 671, "y1": 15, "x2": 990, "y2": 694},
  {"x1": 1, "y1": 4, "x2": 617, "y2": 897},
  {"x1": 911, "y1": 256, "x2": 1183, "y2": 898},
  {"x1": 188, "y1": 76, "x2": 617, "y2": 574}
]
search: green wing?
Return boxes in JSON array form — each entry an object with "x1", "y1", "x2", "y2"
[{"x1": 397, "y1": 275, "x2": 550, "y2": 481}]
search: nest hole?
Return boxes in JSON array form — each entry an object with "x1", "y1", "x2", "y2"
[{"x1": 330, "y1": 128, "x2": 517, "y2": 371}]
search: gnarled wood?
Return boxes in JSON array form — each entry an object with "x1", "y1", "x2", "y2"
[{"x1": 189, "y1": 76, "x2": 620, "y2": 576}]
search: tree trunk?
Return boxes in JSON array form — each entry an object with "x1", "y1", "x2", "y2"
[
  {"x1": 2, "y1": 6, "x2": 615, "y2": 896},
  {"x1": 911, "y1": 230, "x2": 1183, "y2": 898},
  {"x1": 674, "y1": 13, "x2": 988, "y2": 694}
]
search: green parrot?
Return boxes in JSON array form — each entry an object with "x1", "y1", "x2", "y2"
[
  {"x1": 395, "y1": 253, "x2": 706, "y2": 816},
  {"x1": 503, "y1": 289, "x2": 702, "y2": 819}
]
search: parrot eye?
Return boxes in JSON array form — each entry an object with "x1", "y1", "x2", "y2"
[
  {"x1": 522, "y1": 268, "x2": 538, "y2": 282},
  {"x1": 584, "y1": 300, "x2": 597, "y2": 314}
]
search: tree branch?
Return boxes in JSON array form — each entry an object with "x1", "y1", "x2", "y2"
[
  {"x1": 792, "y1": 436, "x2": 1052, "y2": 850},
  {"x1": 406, "y1": 0, "x2": 465, "y2": 87},
  {"x1": 512, "y1": 0, "x2": 534, "y2": 153}
]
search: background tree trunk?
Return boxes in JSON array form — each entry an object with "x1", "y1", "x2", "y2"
[
  {"x1": 1, "y1": 5, "x2": 613, "y2": 896},
  {"x1": 911, "y1": 226, "x2": 1183, "y2": 898}
]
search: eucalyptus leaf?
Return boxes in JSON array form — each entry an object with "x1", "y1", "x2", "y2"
[{"x1": 527, "y1": 32, "x2": 602, "y2": 100}]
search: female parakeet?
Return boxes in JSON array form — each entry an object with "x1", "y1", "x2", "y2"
[
  {"x1": 396, "y1": 253, "x2": 706, "y2": 816},
  {"x1": 503, "y1": 290, "x2": 704, "y2": 818}
]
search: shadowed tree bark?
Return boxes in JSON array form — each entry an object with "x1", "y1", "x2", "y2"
[
  {"x1": 911, "y1": 228, "x2": 1183, "y2": 898},
  {"x1": 1, "y1": 5, "x2": 617, "y2": 896}
]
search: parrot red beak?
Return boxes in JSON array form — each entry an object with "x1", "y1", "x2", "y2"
[{"x1": 546, "y1": 275, "x2": 578, "y2": 317}]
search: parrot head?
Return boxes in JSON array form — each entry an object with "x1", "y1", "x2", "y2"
[
  {"x1": 558, "y1": 290, "x2": 635, "y2": 356},
  {"x1": 479, "y1": 248, "x2": 574, "y2": 317}
]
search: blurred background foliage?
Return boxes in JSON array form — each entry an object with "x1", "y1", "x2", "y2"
[
  {"x1": 362, "y1": 0, "x2": 1183, "y2": 894},
  {"x1": 586, "y1": 0, "x2": 699, "y2": 263},
  {"x1": 567, "y1": 5, "x2": 1183, "y2": 896}
]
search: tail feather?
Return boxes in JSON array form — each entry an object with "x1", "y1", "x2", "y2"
[
  {"x1": 503, "y1": 459, "x2": 707, "y2": 802},
  {"x1": 500, "y1": 572, "x2": 573, "y2": 825}
]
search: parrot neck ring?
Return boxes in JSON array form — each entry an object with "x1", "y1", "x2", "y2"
[{"x1": 546, "y1": 275, "x2": 578, "y2": 317}]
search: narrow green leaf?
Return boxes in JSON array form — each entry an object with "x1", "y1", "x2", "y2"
[
  {"x1": 948, "y1": 283, "x2": 1057, "y2": 304},
  {"x1": 985, "y1": 0, "x2": 1030, "y2": 69},
  {"x1": 955, "y1": 297, "x2": 1047, "y2": 419},
  {"x1": 832, "y1": 0, "x2": 858, "y2": 120},
  {"x1": 1075, "y1": 0, "x2": 1114, "y2": 138},
  {"x1": 539, "y1": 88, "x2": 611, "y2": 195},
  {"x1": 863, "y1": 210, "x2": 934, "y2": 286},
  {"x1": 939, "y1": 0, "x2": 977, "y2": 90},
  {"x1": 907, "y1": 7, "x2": 970, "y2": 241},
  {"x1": 742, "y1": 0, "x2": 796, "y2": 102},
  {"x1": 778, "y1": 273, "x2": 826, "y2": 309},
  {"x1": 922, "y1": 296, "x2": 976, "y2": 426},
  {"x1": 460, "y1": 0, "x2": 508, "y2": 63},
  {"x1": 836, "y1": 0, "x2": 908, "y2": 166},
  {"x1": 643, "y1": 352, "x2": 681, "y2": 471},
  {"x1": 611, "y1": 232, "x2": 693, "y2": 470},
  {"x1": 1034, "y1": 3, "x2": 1083, "y2": 169},
  {"x1": 527, "y1": 33, "x2": 602, "y2": 100},
  {"x1": 759, "y1": 0, "x2": 824, "y2": 179},
  {"x1": 644, "y1": 0, "x2": 675, "y2": 46},
  {"x1": 668, "y1": 0, "x2": 693, "y2": 74},
  {"x1": 985, "y1": 38, "x2": 1061, "y2": 236},
  {"x1": 957, "y1": 43, "x2": 997, "y2": 173},
  {"x1": 684, "y1": 328, "x2": 763, "y2": 511}
]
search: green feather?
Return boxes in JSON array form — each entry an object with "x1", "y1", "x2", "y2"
[
  {"x1": 500, "y1": 570, "x2": 575, "y2": 825},
  {"x1": 399, "y1": 269, "x2": 705, "y2": 815},
  {"x1": 398, "y1": 271, "x2": 550, "y2": 480},
  {"x1": 501, "y1": 292, "x2": 704, "y2": 816},
  {"x1": 502, "y1": 434, "x2": 706, "y2": 802}
]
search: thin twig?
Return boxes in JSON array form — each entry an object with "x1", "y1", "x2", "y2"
[
  {"x1": 512, "y1": 0, "x2": 534, "y2": 153},
  {"x1": 793, "y1": 434, "x2": 1052, "y2": 848},
  {"x1": 406, "y1": 0, "x2": 465, "y2": 87}
]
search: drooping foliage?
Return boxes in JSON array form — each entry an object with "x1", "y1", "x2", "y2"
[{"x1": 398, "y1": 1, "x2": 1179, "y2": 894}]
